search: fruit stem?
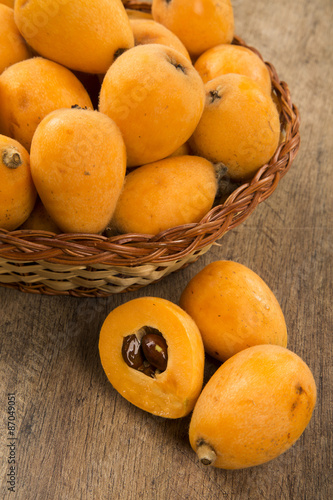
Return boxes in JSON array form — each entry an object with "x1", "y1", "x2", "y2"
[
  {"x1": 196, "y1": 442, "x2": 217, "y2": 466},
  {"x1": 2, "y1": 147, "x2": 22, "y2": 169}
]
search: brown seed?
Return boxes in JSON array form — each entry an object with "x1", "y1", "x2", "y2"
[
  {"x1": 141, "y1": 332, "x2": 168, "y2": 372},
  {"x1": 122, "y1": 334, "x2": 144, "y2": 369},
  {"x1": 138, "y1": 361, "x2": 156, "y2": 378}
]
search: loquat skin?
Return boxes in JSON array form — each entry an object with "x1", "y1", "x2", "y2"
[
  {"x1": 194, "y1": 43, "x2": 272, "y2": 95},
  {"x1": 30, "y1": 108, "x2": 126, "y2": 234},
  {"x1": 189, "y1": 74, "x2": 281, "y2": 181},
  {"x1": 0, "y1": 0, "x2": 14, "y2": 7},
  {"x1": 14, "y1": 0, "x2": 134, "y2": 74},
  {"x1": 189, "y1": 345, "x2": 317, "y2": 469},
  {"x1": 0, "y1": 4, "x2": 31, "y2": 75},
  {"x1": 130, "y1": 19, "x2": 191, "y2": 60},
  {"x1": 0, "y1": 134, "x2": 37, "y2": 230},
  {"x1": 152, "y1": 0, "x2": 234, "y2": 59},
  {"x1": 99, "y1": 44, "x2": 205, "y2": 167},
  {"x1": 0, "y1": 57, "x2": 93, "y2": 151},
  {"x1": 19, "y1": 197, "x2": 61, "y2": 233},
  {"x1": 99, "y1": 297, "x2": 205, "y2": 418},
  {"x1": 111, "y1": 155, "x2": 217, "y2": 236},
  {"x1": 179, "y1": 260, "x2": 287, "y2": 362}
]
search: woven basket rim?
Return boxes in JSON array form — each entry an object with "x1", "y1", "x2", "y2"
[{"x1": 0, "y1": 3, "x2": 301, "y2": 270}]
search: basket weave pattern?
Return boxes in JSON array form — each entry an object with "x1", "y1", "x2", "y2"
[{"x1": 0, "y1": 1, "x2": 301, "y2": 297}]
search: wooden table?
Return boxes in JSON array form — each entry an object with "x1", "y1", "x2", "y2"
[{"x1": 1, "y1": 1, "x2": 332, "y2": 498}]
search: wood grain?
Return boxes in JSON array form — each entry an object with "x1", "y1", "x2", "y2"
[{"x1": 1, "y1": 1, "x2": 332, "y2": 498}]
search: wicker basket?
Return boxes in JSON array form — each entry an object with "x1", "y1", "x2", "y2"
[{"x1": 0, "y1": 1, "x2": 300, "y2": 297}]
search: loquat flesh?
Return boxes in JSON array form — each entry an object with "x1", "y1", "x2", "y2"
[{"x1": 99, "y1": 297, "x2": 205, "y2": 418}]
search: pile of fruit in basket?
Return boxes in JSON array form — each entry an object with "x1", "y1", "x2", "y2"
[{"x1": 1, "y1": 0, "x2": 280, "y2": 237}]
